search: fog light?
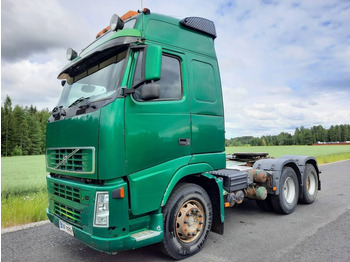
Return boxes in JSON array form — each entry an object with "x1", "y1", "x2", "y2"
[{"x1": 94, "y1": 192, "x2": 109, "y2": 227}]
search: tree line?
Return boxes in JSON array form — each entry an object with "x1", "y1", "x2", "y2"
[
  {"x1": 1, "y1": 95, "x2": 51, "y2": 156},
  {"x1": 2, "y1": 95, "x2": 350, "y2": 156},
  {"x1": 226, "y1": 125, "x2": 350, "y2": 147}
]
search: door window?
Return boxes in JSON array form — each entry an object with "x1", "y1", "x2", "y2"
[{"x1": 133, "y1": 53, "x2": 182, "y2": 101}]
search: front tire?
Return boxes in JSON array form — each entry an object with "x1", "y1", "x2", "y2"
[
  {"x1": 162, "y1": 183, "x2": 212, "y2": 260},
  {"x1": 300, "y1": 164, "x2": 318, "y2": 204},
  {"x1": 271, "y1": 167, "x2": 299, "y2": 214}
]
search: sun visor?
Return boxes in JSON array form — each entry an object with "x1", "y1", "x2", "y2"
[{"x1": 57, "y1": 36, "x2": 140, "y2": 79}]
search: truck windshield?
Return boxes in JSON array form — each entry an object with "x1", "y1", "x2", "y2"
[{"x1": 57, "y1": 49, "x2": 127, "y2": 108}]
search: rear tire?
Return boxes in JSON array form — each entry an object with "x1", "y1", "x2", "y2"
[
  {"x1": 161, "y1": 183, "x2": 212, "y2": 260},
  {"x1": 271, "y1": 167, "x2": 299, "y2": 214},
  {"x1": 300, "y1": 164, "x2": 318, "y2": 204}
]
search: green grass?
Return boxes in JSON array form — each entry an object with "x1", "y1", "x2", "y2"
[
  {"x1": 1, "y1": 155, "x2": 47, "y2": 197},
  {"x1": 315, "y1": 153, "x2": 350, "y2": 164},
  {"x1": 1, "y1": 190, "x2": 48, "y2": 228},
  {"x1": 1, "y1": 146, "x2": 350, "y2": 227},
  {"x1": 1, "y1": 155, "x2": 48, "y2": 227}
]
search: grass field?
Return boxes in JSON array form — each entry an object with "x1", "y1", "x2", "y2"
[
  {"x1": 1, "y1": 155, "x2": 47, "y2": 227},
  {"x1": 1, "y1": 155, "x2": 47, "y2": 197},
  {"x1": 226, "y1": 145, "x2": 350, "y2": 164},
  {"x1": 1, "y1": 145, "x2": 350, "y2": 227}
]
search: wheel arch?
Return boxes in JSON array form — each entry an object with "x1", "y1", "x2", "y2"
[
  {"x1": 253, "y1": 156, "x2": 305, "y2": 196},
  {"x1": 283, "y1": 156, "x2": 321, "y2": 197},
  {"x1": 161, "y1": 164, "x2": 224, "y2": 235},
  {"x1": 305, "y1": 158, "x2": 320, "y2": 187}
]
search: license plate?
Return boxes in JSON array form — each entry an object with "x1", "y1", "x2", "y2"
[{"x1": 59, "y1": 220, "x2": 74, "y2": 236}]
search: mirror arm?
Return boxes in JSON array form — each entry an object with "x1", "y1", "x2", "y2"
[{"x1": 121, "y1": 87, "x2": 135, "y2": 97}]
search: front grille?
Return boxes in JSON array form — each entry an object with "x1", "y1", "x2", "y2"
[
  {"x1": 46, "y1": 147, "x2": 95, "y2": 174},
  {"x1": 53, "y1": 183, "x2": 81, "y2": 203},
  {"x1": 54, "y1": 201, "x2": 82, "y2": 227}
]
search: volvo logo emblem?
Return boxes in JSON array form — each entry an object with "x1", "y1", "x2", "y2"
[
  {"x1": 55, "y1": 149, "x2": 80, "y2": 169},
  {"x1": 62, "y1": 155, "x2": 68, "y2": 164}
]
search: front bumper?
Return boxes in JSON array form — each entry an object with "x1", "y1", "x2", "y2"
[
  {"x1": 46, "y1": 175, "x2": 163, "y2": 252},
  {"x1": 47, "y1": 210, "x2": 137, "y2": 252}
]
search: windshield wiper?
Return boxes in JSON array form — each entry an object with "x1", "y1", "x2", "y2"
[
  {"x1": 68, "y1": 97, "x2": 90, "y2": 108},
  {"x1": 52, "y1": 105, "x2": 66, "y2": 120}
]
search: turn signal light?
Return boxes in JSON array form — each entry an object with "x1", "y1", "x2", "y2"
[{"x1": 112, "y1": 187, "x2": 125, "y2": 199}]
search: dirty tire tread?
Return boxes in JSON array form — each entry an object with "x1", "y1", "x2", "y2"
[
  {"x1": 271, "y1": 167, "x2": 299, "y2": 214},
  {"x1": 301, "y1": 164, "x2": 318, "y2": 204},
  {"x1": 161, "y1": 182, "x2": 212, "y2": 260}
]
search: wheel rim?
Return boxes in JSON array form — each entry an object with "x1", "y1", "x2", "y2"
[
  {"x1": 307, "y1": 172, "x2": 317, "y2": 195},
  {"x1": 283, "y1": 177, "x2": 296, "y2": 204},
  {"x1": 175, "y1": 200, "x2": 205, "y2": 243}
]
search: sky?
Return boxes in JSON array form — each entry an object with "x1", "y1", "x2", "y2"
[{"x1": 1, "y1": 0, "x2": 350, "y2": 138}]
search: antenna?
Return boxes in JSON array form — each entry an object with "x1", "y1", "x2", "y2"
[{"x1": 141, "y1": 0, "x2": 144, "y2": 40}]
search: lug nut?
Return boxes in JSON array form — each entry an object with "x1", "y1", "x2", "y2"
[{"x1": 184, "y1": 220, "x2": 188, "y2": 224}]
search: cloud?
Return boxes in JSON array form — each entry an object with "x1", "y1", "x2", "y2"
[
  {"x1": 1, "y1": 0, "x2": 92, "y2": 62},
  {"x1": 1, "y1": 58, "x2": 63, "y2": 109},
  {"x1": 1, "y1": 0, "x2": 350, "y2": 138},
  {"x1": 214, "y1": 0, "x2": 350, "y2": 137}
]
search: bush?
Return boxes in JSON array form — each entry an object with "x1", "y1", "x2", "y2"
[{"x1": 11, "y1": 146, "x2": 22, "y2": 156}]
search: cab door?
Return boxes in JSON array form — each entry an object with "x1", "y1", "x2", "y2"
[{"x1": 124, "y1": 49, "x2": 191, "y2": 175}]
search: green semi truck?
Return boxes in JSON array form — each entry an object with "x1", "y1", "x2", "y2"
[{"x1": 46, "y1": 9, "x2": 321, "y2": 260}]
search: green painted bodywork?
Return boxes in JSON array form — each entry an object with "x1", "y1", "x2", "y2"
[
  {"x1": 46, "y1": 11, "x2": 226, "y2": 253},
  {"x1": 201, "y1": 172, "x2": 225, "y2": 222},
  {"x1": 46, "y1": 110, "x2": 100, "y2": 179},
  {"x1": 98, "y1": 99, "x2": 126, "y2": 180},
  {"x1": 144, "y1": 45, "x2": 162, "y2": 81},
  {"x1": 47, "y1": 175, "x2": 163, "y2": 251}
]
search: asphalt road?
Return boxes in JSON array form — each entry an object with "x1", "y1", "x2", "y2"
[{"x1": 2, "y1": 160, "x2": 350, "y2": 262}]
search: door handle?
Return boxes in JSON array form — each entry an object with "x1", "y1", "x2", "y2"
[{"x1": 179, "y1": 138, "x2": 191, "y2": 146}]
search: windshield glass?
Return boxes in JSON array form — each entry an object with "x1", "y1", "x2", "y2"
[{"x1": 57, "y1": 49, "x2": 127, "y2": 108}]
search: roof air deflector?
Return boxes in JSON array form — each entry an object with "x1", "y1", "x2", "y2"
[{"x1": 180, "y1": 17, "x2": 217, "y2": 39}]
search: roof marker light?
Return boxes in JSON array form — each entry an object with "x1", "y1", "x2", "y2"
[
  {"x1": 121, "y1": 10, "x2": 138, "y2": 21},
  {"x1": 96, "y1": 26, "x2": 110, "y2": 39}
]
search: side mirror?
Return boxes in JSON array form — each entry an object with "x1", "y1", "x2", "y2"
[
  {"x1": 144, "y1": 45, "x2": 162, "y2": 82},
  {"x1": 141, "y1": 83, "x2": 160, "y2": 101}
]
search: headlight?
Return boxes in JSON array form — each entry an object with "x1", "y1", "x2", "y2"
[{"x1": 94, "y1": 192, "x2": 109, "y2": 227}]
